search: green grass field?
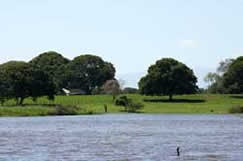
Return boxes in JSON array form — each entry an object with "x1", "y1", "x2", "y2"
[{"x1": 0, "y1": 94, "x2": 243, "y2": 116}]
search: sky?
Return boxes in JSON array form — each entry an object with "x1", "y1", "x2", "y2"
[{"x1": 1, "y1": 0, "x2": 243, "y2": 88}]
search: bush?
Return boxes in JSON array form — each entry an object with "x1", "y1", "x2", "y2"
[
  {"x1": 115, "y1": 96, "x2": 130, "y2": 106},
  {"x1": 127, "y1": 101, "x2": 144, "y2": 113},
  {"x1": 55, "y1": 105, "x2": 80, "y2": 115},
  {"x1": 229, "y1": 105, "x2": 243, "y2": 113},
  {"x1": 115, "y1": 95, "x2": 144, "y2": 113}
]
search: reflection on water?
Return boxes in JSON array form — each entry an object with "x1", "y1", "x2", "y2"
[{"x1": 0, "y1": 114, "x2": 242, "y2": 161}]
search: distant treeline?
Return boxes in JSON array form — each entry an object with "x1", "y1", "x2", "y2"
[
  {"x1": 0, "y1": 51, "x2": 243, "y2": 105},
  {"x1": 203, "y1": 57, "x2": 243, "y2": 94},
  {"x1": 0, "y1": 51, "x2": 116, "y2": 105}
]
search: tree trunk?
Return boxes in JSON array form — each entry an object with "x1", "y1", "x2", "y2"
[
  {"x1": 104, "y1": 104, "x2": 108, "y2": 113},
  {"x1": 19, "y1": 97, "x2": 25, "y2": 106},
  {"x1": 16, "y1": 98, "x2": 19, "y2": 105},
  {"x1": 124, "y1": 106, "x2": 128, "y2": 112},
  {"x1": 169, "y1": 94, "x2": 173, "y2": 101},
  {"x1": 112, "y1": 95, "x2": 116, "y2": 102},
  {"x1": 86, "y1": 89, "x2": 92, "y2": 95}
]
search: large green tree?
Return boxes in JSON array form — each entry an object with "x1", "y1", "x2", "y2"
[
  {"x1": 0, "y1": 61, "x2": 56, "y2": 105},
  {"x1": 30, "y1": 51, "x2": 70, "y2": 91},
  {"x1": 66, "y1": 55, "x2": 115, "y2": 94},
  {"x1": 0, "y1": 70, "x2": 11, "y2": 105},
  {"x1": 223, "y1": 56, "x2": 243, "y2": 93},
  {"x1": 138, "y1": 58, "x2": 198, "y2": 100}
]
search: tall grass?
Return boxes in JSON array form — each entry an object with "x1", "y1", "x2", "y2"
[{"x1": 229, "y1": 105, "x2": 243, "y2": 113}]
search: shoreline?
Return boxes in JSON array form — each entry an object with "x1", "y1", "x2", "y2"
[{"x1": 0, "y1": 94, "x2": 242, "y2": 117}]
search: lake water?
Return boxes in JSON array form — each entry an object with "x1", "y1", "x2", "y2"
[{"x1": 0, "y1": 114, "x2": 242, "y2": 161}]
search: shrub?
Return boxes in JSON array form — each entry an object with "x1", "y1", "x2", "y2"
[
  {"x1": 229, "y1": 105, "x2": 243, "y2": 113},
  {"x1": 115, "y1": 96, "x2": 130, "y2": 106},
  {"x1": 127, "y1": 101, "x2": 144, "y2": 113},
  {"x1": 54, "y1": 105, "x2": 80, "y2": 115},
  {"x1": 115, "y1": 95, "x2": 144, "y2": 113}
]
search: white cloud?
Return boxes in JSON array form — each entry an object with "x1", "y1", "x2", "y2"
[{"x1": 179, "y1": 39, "x2": 198, "y2": 49}]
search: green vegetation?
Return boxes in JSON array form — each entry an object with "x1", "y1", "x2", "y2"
[
  {"x1": 223, "y1": 56, "x2": 243, "y2": 93},
  {"x1": 115, "y1": 95, "x2": 144, "y2": 112},
  {"x1": 0, "y1": 105, "x2": 90, "y2": 117},
  {"x1": 0, "y1": 94, "x2": 243, "y2": 116},
  {"x1": 1, "y1": 51, "x2": 243, "y2": 116},
  {"x1": 229, "y1": 105, "x2": 243, "y2": 114},
  {"x1": 66, "y1": 54, "x2": 115, "y2": 94},
  {"x1": 30, "y1": 51, "x2": 70, "y2": 91},
  {"x1": 0, "y1": 61, "x2": 56, "y2": 105},
  {"x1": 139, "y1": 58, "x2": 198, "y2": 101},
  {"x1": 204, "y1": 57, "x2": 243, "y2": 94},
  {"x1": 0, "y1": 52, "x2": 116, "y2": 105}
]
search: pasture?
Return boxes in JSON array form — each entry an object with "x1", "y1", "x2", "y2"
[{"x1": 0, "y1": 94, "x2": 243, "y2": 116}]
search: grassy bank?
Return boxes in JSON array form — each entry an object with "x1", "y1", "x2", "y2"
[
  {"x1": 0, "y1": 105, "x2": 93, "y2": 117},
  {"x1": 0, "y1": 94, "x2": 243, "y2": 116}
]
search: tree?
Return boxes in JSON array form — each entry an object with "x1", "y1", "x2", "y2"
[
  {"x1": 29, "y1": 51, "x2": 70, "y2": 91},
  {"x1": 138, "y1": 58, "x2": 198, "y2": 101},
  {"x1": 223, "y1": 56, "x2": 243, "y2": 93},
  {"x1": 204, "y1": 58, "x2": 235, "y2": 94},
  {"x1": 66, "y1": 55, "x2": 115, "y2": 94},
  {"x1": 0, "y1": 61, "x2": 56, "y2": 105},
  {"x1": 204, "y1": 72, "x2": 225, "y2": 93},
  {"x1": 217, "y1": 58, "x2": 234, "y2": 74},
  {"x1": 102, "y1": 79, "x2": 121, "y2": 101},
  {"x1": 115, "y1": 95, "x2": 144, "y2": 112},
  {"x1": 204, "y1": 72, "x2": 219, "y2": 85},
  {"x1": 0, "y1": 70, "x2": 11, "y2": 105}
]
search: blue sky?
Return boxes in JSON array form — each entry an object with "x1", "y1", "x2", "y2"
[{"x1": 1, "y1": 0, "x2": 243, "y2": 88}]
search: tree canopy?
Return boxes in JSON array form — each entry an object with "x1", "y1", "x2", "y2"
[
  {"x1": 217, "y1": 58, "x2": 234, "y2": 74},
  {"x1": 0, "y1": 61, "x2": 56, "y2": 105},
  {"x1": 66, "y1": 55, "x2": 115, "y2": 94},
  {"x1": 138, "y1": 58, "x2": 198, "y2": 100},
  {"x1": 223, "y1": 56, "x2": 243, "y2": 94},
  {"x1": 0, "y1": 69, "x2": 11, "y2": 105},
  {"x1": 204, "y1": 58, "x2": 235, "y2": 94},
  {"x1": 30, "y1": 51, "x2": 70, "y2": 91},
  {"x1": 204, "y1": 72, "x2": 225, "y2": 94}
]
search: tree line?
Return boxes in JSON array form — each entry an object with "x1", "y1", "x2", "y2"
[
  {"x1": 0, "y1": 51, "x2": 115, "y2": 105},
  {"x1": 0, "y1": 51, "x2": 243, "y2": 105},
  {"x1": 204, "y1": 57, "x2": 243, "y2": 94},
  {"x1": 139, "y1": 56, "x2": 243, "y2": 99}
]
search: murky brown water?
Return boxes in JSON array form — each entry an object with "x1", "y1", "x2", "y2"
[{"x1": 0, "y1": 114, "x2": 242, "y2": 161}]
